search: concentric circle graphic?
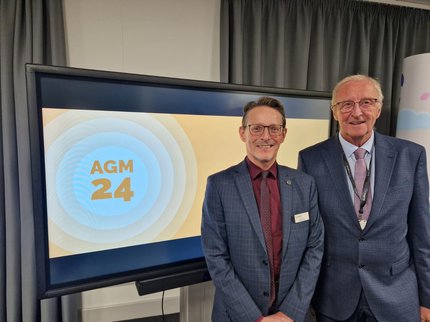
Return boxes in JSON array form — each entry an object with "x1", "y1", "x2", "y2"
[{"x1": 44, "y1": 109, "x2": 197, "y2": 255}]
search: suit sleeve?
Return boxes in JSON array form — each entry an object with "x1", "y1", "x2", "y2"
[
  {"x1": 408, "y1": 147, "x2": 430, "y2": 308},
  {"x1": 278, "y1": 176, "x2": 324, "y2": 321},
  {"x1": 201, "y1": 175, "x2": 263, "y2": 322}
]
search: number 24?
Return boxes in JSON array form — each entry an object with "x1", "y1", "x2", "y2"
[{"x1": 91, "y1": 177, "x2": 134, "y2": 202}]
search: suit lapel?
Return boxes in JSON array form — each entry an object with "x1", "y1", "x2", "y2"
[
  {"x1": 278, "y1": 167, "x2": 293, "y2": 259},
  {"x1": 363, "y1": 133, "x2": 396, "y2": 232},
  {"x1": 233, "y1": 161, "x2": 267, "y2": 251}
]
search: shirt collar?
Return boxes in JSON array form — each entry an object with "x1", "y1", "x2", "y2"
[
  {"x1": 245, "y1": 157, "x2": 278, "y2": 180},
  {"x1": 338, "y1": 131, "x2": 374, "y2": 158}
]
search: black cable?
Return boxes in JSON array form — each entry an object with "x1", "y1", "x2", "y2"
[{"x1": 161, "y1": 290, "x2": 166, "y2": 322}]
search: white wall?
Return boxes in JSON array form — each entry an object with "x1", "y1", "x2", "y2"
[
  {"x1": 63, "y1": 0, "x2": 220, "y2": 320},
  {"x1": 64, "y1": 0, "x2": 221, "y2": 82}
]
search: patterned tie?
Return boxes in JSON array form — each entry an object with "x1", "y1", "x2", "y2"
[
  {"x1": 354, "y1": 148, "x2": 372, "y2": 229},
  {"x1": 260, "y1": 171, "x2": 275, "y2": 305}
]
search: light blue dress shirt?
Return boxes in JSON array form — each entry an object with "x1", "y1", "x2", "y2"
[{"x1": 338, "y1": 131, "x2": 375, "y2": 204}]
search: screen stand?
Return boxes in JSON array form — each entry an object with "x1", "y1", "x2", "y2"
[{"x1": 179, "y1": 281, "x2": 214, "y2": 322}]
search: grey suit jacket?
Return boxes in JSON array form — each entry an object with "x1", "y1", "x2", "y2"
[
  {"x1": 201, "y1": 160, "x2": 324, "y2": 322},
  {"x1": 298, "y1": 132, "x2": 430, "y2": 322}
]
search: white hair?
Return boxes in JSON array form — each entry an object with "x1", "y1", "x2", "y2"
[{"x1": 331, "y1": 75, "x2": 384, "y2": 107}]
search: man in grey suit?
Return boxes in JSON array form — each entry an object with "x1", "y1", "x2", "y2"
[
  {"x1": 201, "y1": 97, "x2": 324, "y2": 322},
  {"x1": 298, "y1": 75, "x2": 430, "y2": 322}
]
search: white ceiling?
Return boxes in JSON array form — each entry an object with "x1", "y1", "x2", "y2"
[
  {"x1": 396, "y1": 0, "x2": 430, "y2": 5},
  {"x1": 367, "y1": 0, "x2": 430, "y2": 9}
]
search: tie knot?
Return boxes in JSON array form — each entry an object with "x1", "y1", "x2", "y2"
[
  {"x1": 354, "y1": 148, "x2": 366, "y2": 160},
  {"x1": 261, "y1": 170, "x2": 270, "y2": 179}
]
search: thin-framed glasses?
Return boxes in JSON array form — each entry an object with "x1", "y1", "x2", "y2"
[
  {"x1": 332, "y1": 98, "x2": 379, "y2": 113},
  {"x1": 247, "y1": 124, "x2": 284, "y2": 136}
]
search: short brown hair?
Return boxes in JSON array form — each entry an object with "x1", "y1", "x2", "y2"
[{"x1": 241, "y1": 96, "x2": 286, "y2": 128}]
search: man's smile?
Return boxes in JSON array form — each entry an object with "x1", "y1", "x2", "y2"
[
  {"x1": 349, "y1": 120, "x2": 366, "y2": 125},
  {"x1": 256, "y1": 143, "x2": 274, "y2": 149}
]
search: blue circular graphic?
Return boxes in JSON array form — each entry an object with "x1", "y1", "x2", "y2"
[
  {"x1": 73, "y1": 146, "x2": 150, "y2": 217},
  {"x1": 53, "y1": 130, "x2": 169, "y2": 230},
  {"x1": 54, "y1": 136, "x2": 167, "y2": 230}
]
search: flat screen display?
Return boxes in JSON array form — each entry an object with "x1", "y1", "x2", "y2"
[{"x1": 26, "y1": 64, "x2": 331, "y2": 298}]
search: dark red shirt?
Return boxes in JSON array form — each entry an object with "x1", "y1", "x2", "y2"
[{"x1": 245, "y1": 158, "x2": 283, "y2": 282}]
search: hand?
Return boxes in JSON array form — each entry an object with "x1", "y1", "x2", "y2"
[
  {"x1": 421, "y1": 306, "x2": 430, "y2": 322},
  {"x1": 262, "y1": 311, "x2": 294, "y2": 322}
]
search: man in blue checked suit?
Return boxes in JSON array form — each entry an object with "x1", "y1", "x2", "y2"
[
  {"x1": 202, "y1": 97, "x2": 324, "y2": 322},
  {"x1": 298, "y1": 75, "x2": 430, "y2": 322}
]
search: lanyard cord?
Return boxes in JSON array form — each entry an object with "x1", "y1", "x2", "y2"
[{"x1": 340, "y1": 143, "x2": 374, "y2": 215}]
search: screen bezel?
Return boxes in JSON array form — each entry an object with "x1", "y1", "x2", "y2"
[{"x1": 26, "y1": 64, "x2": 332, "y2": 298}]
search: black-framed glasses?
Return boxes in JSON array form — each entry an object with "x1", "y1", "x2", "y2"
[
  {"x1": 332, "y1": 98, "x2": 379, "y2": 113},
  {"x1": 246, "y1": 124, "x2": 284, "y2": 136}
]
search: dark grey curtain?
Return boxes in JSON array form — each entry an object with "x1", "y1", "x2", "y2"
[
  {"x1": 220, "y1": 0, "x2": 430, "y2": 135},
  {"x1": 0, "y1": 1, "x2": 79, "y2": 321}
]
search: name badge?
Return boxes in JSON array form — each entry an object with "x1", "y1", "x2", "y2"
[{"x1": 293, "y1": 212, "x2": 309, "y2": 223}]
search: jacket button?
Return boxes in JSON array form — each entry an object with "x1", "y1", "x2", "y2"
[
  {"x1": 263, "y1": 291, "x2": 269, "y2": 297},
  {"x1": 262, "y1": 260, "x2": 268, "y2": 265},
  {"x1": 359, "y1": 264, "x2": 365, "y2": 269}
]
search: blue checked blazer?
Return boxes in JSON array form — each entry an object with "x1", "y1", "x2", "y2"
[
  {"x1": 298, "y1": 132, "x2": 430, "y2": 322},
  {"x1": 201, "y1": 160, "x2": 324, "y2": 322}
]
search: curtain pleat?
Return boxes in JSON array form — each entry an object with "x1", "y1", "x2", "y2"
[
  {"x1": 220, "y1": 0, "x2": 430, "y2": 135},
  {"x1": 0, "y1": 0, "x2": 70, "y2": 321}
]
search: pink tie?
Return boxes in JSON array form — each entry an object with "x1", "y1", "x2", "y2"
[
  {"x1": 354, "y1": 148, "x2": 372, "y2": 229},
  {"x1": 260, "y1": 171, "x2": 275, "y2": 306}
]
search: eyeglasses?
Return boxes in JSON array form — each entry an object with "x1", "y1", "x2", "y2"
[
  {"x1": 246, "y1": 124, "x2": 284, "y2": 136},
  {"x1": 332, "y1": 98, "x2": 379, "y2": 113}
]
